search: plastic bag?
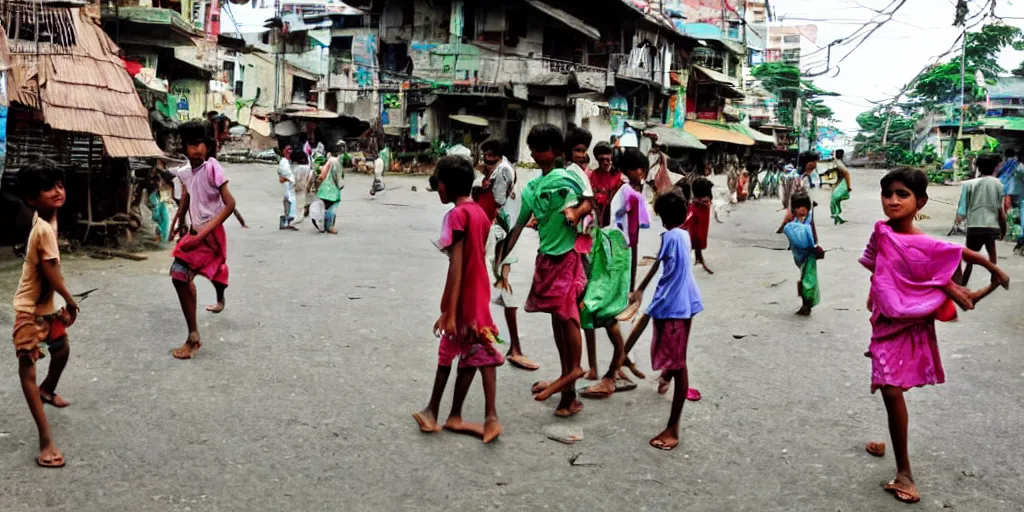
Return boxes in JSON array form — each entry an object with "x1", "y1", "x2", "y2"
[
  {"x1": 580, "y1": 228, "x2": 631, "y2": 329},
  {"x1": 309, "y1": 199, "x2": 325, "y2": 223}
]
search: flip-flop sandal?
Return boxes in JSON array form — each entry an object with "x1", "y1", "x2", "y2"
[
  {"x1": 615, "y1": 378, "x2": 638, "y2": 392},
  {"x1": 40, "y1": 394, "x2": 70, "y2": 408},
  {"x1": 531, "y1": 381, "x2": 551, "y2": 394},
  {"x1": 883, "y1": 480, "x2": 920, "y2": 504},
  {"x1": 508, "y1": 355, "x2": 540, "y2": 371},
  {"x1": 686, "y1": 388, "x2": 701, "y2": 401},
  {"x1": 865, "y1": 442, "x2": 886, "y2": 457},
  {"x1": 649, "y1": 438, "x2": 677, "y2": 451},
  {"x1": 36, "y1": 454, "x2": 66, "y2": 468},
  {"x1": 578, "y1": 385, "x2": 614, "y2": 399}
]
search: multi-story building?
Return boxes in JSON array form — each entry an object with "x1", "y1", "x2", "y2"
[{"x1": 764, "y1": 24, "x2": 816, "y2": 68}]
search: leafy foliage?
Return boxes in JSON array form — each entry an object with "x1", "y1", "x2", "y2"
[
  {"x1": 911, "y1": 24, "x2": 1023, "y2": 105},
  {"x1": 751, "y1": 62, "x2": 837, "y2": 137}
]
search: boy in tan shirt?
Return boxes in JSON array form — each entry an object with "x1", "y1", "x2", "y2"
[{"x1": 11, "y1": 159, "x2": 79, "y2": 468}]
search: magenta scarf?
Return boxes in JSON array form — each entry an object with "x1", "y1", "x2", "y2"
[{"x1": 859, "y1": 221, "x2": 962, "y2": 322}]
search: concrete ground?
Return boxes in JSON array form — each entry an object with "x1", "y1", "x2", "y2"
[{"x1": 0, "y1": 164, "x2": 1022, "y2": 511}]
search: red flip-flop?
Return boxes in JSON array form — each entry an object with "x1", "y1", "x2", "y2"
[{"x1": 686, "y1": 388, "x2": 701, "y2": 401}]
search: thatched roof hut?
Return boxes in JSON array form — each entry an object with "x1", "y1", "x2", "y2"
[{"x1": 4, "y1": 2, "x2": 161, "y2": 158}]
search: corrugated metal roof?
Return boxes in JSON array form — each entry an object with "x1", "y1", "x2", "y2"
[
  {"x1": 685, "y1": 120, "x2": 754, "y2": 146},
  {"x1": 647, "y1": 125, "x2": 707, "y2": 150},
  {"x1": 524, "y1": 0, "x2": 600, "y2": 40}
]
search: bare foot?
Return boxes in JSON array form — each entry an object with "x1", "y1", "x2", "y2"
[
  {"x1": 443, "y1": 416, "x2": 484, "y2": 438},
  {"x1": 507, "y1": 353, "x2": 540, "y2": 371},
  {"x1": 36, "y1": 444, "x2": 65, "y2": 468},
  {"x1": 412, "y1": 410, "x2": 442, "y2": 433},
  {"x1": 701, "y1": 262, "x2": 714, "y2": 274},
  {"x1": 554, "y1": 399, "x2": 584, "y2": 417},
  {"x1": 583, "y1": 368, "x2": 599, "y2": 381},
  {"x1": 581, "y1": 378, "x2": 615, "y2": 399},
  {"x1": 883, "y1": 475, "x2": 920, "y2": 504},
  {"x1": 657, "y1": 376, "x2": 670, "y2": 395},
  {"x1": 328, "y1": 228, "x2": 338, "y2": 235},
  {"x1": 171, "y1": 333, "x2": 202, "y2": 360},
  {"x1": 531, "y1": 380, "x2": 551, "y2": 395},
  {"x1": 483, "y1": 416, "x2": 502, "y2": 443},
  {"x1": 206, "y1": 302, "x2": 225, "y2": 313},
  {"x1": 625, "y1": 363, "x2": 646, "y2": 380},
  {"x1": 865, "y1": 441, "x2": 886, "y2": 457},
  {"x1": 535, "y1": 368, "x2": 587, "y2": 402},
  {"x1": 649, "y1": 428, "x2": 679, "y2": 450},
  {"x1": 39, "y1": 391, "x2": 71, "y2": 408},
  {"x1": 795, "y1": 305, "x2": 812, "y2": 316}
]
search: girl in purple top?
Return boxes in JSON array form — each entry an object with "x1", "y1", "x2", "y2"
[{"x1": 628, "y1": 192, "x2": 703, "y2": 451}]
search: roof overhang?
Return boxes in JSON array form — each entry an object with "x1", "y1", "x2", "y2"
[{"x1": 522, "y1": 0, "x2": 600, "y2": 40}]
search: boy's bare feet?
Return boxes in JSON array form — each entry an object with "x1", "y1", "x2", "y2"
[
  {"x1": 443, "y1": 417, "x2": 484, "y2": 438},
  {"x1": 39, "y1": 391, "x2": 71, "y2": 408},
  {"x1": 649, "y1": 428, "x2": 679, "y2": 450},
  {"x1": 171, "y1": 333, "x2": 202, "y2": 360},
  {"x1": 624, "y1": 363, "x2": 646, "y2": 380},
  {"x1": 657, "y1": 376, "x2": 670, "y2": 395},
  {"x1": 507, "y1": 353, "x2": 539, "y2": 371},
  {"x1": 883, "y1": 475, "x2": 920, "y2": 504},
  {"x1": 581, "y1": 378, "x2": 615, "y2": 399},
  {"x1": 535, "y1": 368, "x2": 586, "y2": 401},
  {"x1": 531, "y1": 380, "x2": 551, "y2": 395},
  {"x1": 554, "y1": 399, "x2": 584, "y2": 417},
  {"x1": 700, "y1": 262, "x2": 714, "y2": 274},
  {"x1": 583, "y1": 368, "x2": 599, "y2": 381},
  {"x1": 206, "y1": 302, "x2": 225, "y2": 313},
  {"x1": 36, "y1": 445, "x2": 65, "y2": 468},
  {"x1": 412, "y1": 410, "x2": 442, "y2": 433},
  {"x1": 483, "y1": 416, "x2": 502, "y2": 443}
]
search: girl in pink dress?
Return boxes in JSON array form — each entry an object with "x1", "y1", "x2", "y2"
[{"x1": 860, "y1": 168, "x2": 1009, "y2": 504}]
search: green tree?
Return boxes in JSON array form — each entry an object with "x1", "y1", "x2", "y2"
[
  {"x1": 751, "y1": 62, "x2": 837, "y2": 141},
  {"x1": 910, "y1": 24, "x2": 1022, "y2": 105}
]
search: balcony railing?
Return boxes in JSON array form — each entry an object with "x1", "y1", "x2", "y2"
[{"x1": 609, "y1": 53, "x2": 663, "y2": 84}]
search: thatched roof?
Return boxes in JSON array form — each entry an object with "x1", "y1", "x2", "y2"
[{"x1": 4, "y1": 5, "x2": 162, "y2": 158}]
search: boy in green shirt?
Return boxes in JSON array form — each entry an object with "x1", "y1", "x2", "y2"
[{"x1": 501, "y1": 124, "x2": 592, "y2": 417}]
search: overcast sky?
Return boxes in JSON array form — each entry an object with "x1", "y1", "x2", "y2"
[
  {"x1": 775, "y1": 0, "x2": 1024, "y2": 132},
  {"x1": 221, "y1": 1, "x2": 1024, "y2": 133}
]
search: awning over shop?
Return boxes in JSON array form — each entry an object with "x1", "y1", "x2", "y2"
[
  {"x1": 692, "y1": 65, "x2": 744, "y2": 99},
  {"x1": 647, "y1": 125, "x2": 707, "y2": 150},
  {"x1": 982, "y1": 117, "x2": 1024, "y2": 131},
  {"x1": 523, "y1": 0, "x2": 601, "y2": 40},
  {"x1": 684, "y1": 120, "x2": 754, "y2": 146},
  {"x1": 734, "y1": 124, "x2": 776, "y2": 144}
]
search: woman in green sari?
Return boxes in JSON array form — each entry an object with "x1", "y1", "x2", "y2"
[
  {"x1": 315, "y1": 150, "x2": 344, "y2": 234},
  {"x1": 830, "y1": 150, "x2": 852, "y2": 225}
]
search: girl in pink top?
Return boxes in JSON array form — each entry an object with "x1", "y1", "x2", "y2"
[
  {"x1": 169, "y1": 121, "x2": 238, "y2": 360},
  {"x1": 860, "y1": 168, "x2": 1009, "y2": 504}
]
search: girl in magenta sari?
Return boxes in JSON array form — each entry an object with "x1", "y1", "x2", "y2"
[{"x1": 860, "y1": 168, "x2": 1009, "y2": 504}]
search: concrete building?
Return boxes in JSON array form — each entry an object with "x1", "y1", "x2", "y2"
[{"x1": 764, "y1": 24, "x2": 816, "y2": 68}]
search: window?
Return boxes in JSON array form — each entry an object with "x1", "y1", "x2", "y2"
[
  {"x1": 782, "y1": 49, "x2": 800, "y2": 63},
  {"x1": 5, "y1": 5, "x2": 76, "y2": 46},
  {"x1": 783, "y1": 35, "x2": 800, "y2": 44},
  {"x1": 752, "y1": 9, "x2": 765, "y2": 23}
]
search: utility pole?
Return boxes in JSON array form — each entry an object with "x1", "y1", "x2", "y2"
[
  {"x1": 273, "y1": 0, "x2": 281, "y2": 109},
  {"x1": 957, "y1": 29, "x2": 966, "y2": 140}
]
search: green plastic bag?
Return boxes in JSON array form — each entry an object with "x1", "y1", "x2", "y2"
[{"x1": 580, "y1": 228, "x2": 631, "y2": 329}]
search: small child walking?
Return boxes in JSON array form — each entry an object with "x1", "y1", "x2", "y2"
[
  {"x1": 683, "y1": 177, "x2": 714, "y2": 274},
  {"x1": 956, "y1": 152, "x2": 1006, "y2": 285},
  {"x1": 628, "y1": 192, "x2": 703, "y2": 450},
  {"x1": 278, "y1": 146, "x2": 297, "y2": 229},
  {"x1": 413, "y1": 156, "x2": 504, "y2": 443},
  {"x1": 12, "y1": 159, "x2": 79, "y2": 468},
  {"x1": 501, "y1": 124, "x2": 592, "y2": 417},
  {"x1": 861, "y1": 168, "x2": 1009, "y2": 504},
  {"x1": 169, "y1": 121, "x2": 237, "y2": 359},
  {"x1": 778, "y1": 193, "x2": 821, "y2": 315}
]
